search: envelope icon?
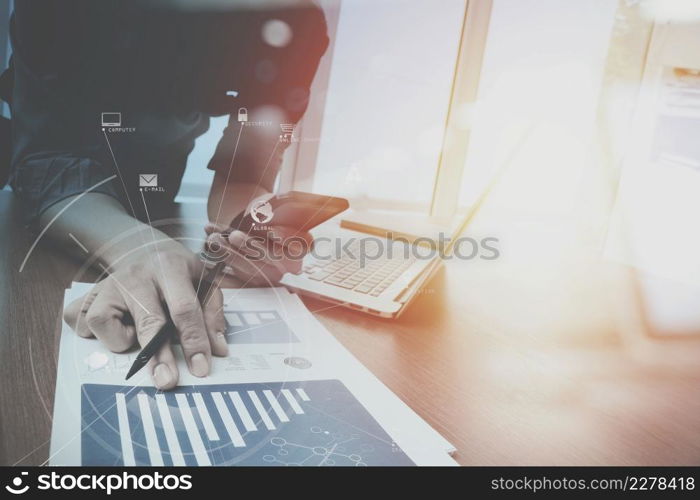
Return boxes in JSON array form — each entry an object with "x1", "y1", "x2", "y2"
[{"x1": 139, "y1": 174, "x2": 158, "y2": 188}]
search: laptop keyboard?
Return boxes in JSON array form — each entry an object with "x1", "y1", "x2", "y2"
[{"x1": 302, "y1": 240, "x2": 416, "y2": 297}]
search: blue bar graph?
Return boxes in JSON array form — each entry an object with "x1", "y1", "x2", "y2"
[{"x1": 81, "y1": 380, "x2": 414, "y2": 466}]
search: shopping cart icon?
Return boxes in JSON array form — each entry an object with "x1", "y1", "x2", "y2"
[{"x1": 280, "y1": 123, "x2": 295, "y2": 142}]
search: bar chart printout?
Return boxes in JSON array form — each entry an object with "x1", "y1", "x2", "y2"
[
  {"x1": 171, "y1": 310, "x2": 300, "y2": 345},
  {"x1": 81, "y1": 380, "x2": 414, "y2": 466},
  {"x1": 223, "y1": 310, "x2": 299, "y2": 344}
]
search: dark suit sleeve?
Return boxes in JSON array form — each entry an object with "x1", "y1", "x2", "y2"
[
  {"x1": 207, "y1": 5, "x2": 329, "y2": 192},
  {"x1": 7, "y1": 2, "x2": 122, "y2": 226}
]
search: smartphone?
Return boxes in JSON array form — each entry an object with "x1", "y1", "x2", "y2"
[{"x1": 225, "y1": 191, "x2": 349, "y2": 235}]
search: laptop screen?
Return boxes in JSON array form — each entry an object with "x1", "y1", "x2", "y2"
[{"x1": 302, "y1": 0, "x2": 468, "y2": 212}]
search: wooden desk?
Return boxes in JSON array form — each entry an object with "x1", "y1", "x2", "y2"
[{"x1": 1, "y1": 189, "x2": 699, "y2": 466}]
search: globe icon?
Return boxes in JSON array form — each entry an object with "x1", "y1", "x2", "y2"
[{"x1": 250, "y1": 200, "x2": 274, "y2": 224}]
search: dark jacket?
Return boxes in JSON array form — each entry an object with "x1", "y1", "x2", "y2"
[{"x1": 4, "y1": 0, "x2": 328, "y2": 225}]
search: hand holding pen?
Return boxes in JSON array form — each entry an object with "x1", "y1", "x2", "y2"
[{"x1": 124, "y1": 198, "x2": 313, "y2": 383}]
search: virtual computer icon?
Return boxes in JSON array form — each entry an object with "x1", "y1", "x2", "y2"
[
  {"x1": 5, "y1": 472, "x2": 29, "y2": 495},
  {"x1": 100, "y1": 112, "x2": 122, "y2": 127}
]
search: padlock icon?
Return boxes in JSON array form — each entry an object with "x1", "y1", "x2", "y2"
[{"x1": 237, "y1": 107, "x2": 248, "y2": 122}]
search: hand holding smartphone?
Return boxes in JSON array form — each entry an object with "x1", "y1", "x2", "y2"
[
  {"x1": 224, "y1": 191, "x2": 349, "y2": 236},
  {"x1": 203, "y1": 191, "x2": 348, "y2": 285}
]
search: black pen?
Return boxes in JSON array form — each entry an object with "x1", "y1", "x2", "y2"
[
  {"x1": 125, "y1": 204, "x2": 260, "y2": 380},
  {"x1": 124, "y1": 261, "x2": 226, "y2": 380}
]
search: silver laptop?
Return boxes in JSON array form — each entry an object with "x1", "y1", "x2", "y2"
[
  {"x1": 280, "y1": 0, "x2": 494, "y2": 318},
  {"x1": 280, "y1": 217, "x2": 467, "y2": 318}
]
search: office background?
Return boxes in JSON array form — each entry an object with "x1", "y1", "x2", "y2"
[
  {"x1": 1, "y1": 0, "x2": 700, "y2": 466},
  {"x1": 0, "y1": 0, "x2": 622, "y2": 219}
]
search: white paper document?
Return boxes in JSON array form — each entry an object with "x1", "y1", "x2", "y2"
[{"x1": 50, "y1": 283, "x2": 456, "y2": 466}]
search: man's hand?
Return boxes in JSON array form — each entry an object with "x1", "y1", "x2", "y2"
[
  {"x1": 63, "y1": 241, "x2": 229, "y2": 390},
  {"x1": 204, "y1": 223, "x2": 312, "y2": 286}
]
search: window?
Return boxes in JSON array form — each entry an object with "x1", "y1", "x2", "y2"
[
  {"x1": 457, "y1": 0, "x2": 620, "y2": 214},
  {"x1": 1, "y1": 0, "x2": 12, "y2": 119}
]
